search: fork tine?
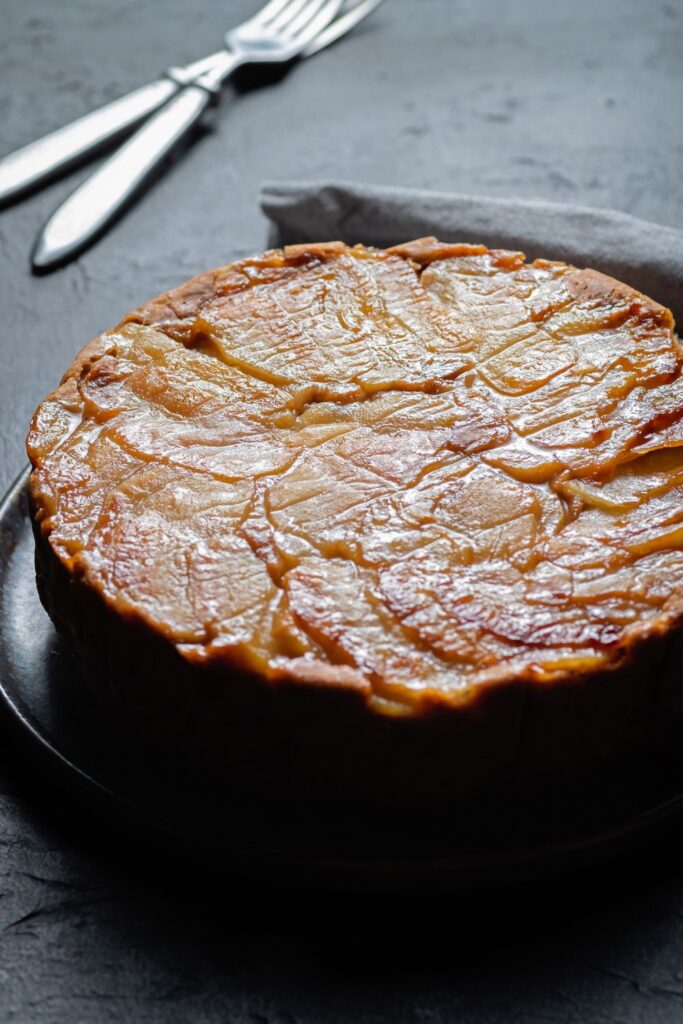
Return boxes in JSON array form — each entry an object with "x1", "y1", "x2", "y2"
[
  {"x1": 285, "y1": 0, "x2": 343, "y2": 40},
  {"x1": 340, "y1": 0, "x2": 384, "y2": 14},
  {"x1": 302, "y1": 0, "x2": 385, "y2": 55},
  {"x1": 267, "y1": 0, "x2": 314, "y2": 31}
]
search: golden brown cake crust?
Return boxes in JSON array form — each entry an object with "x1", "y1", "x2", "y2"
[{"x1": 26, "y1": 239, "x2": 683, "y2": 802}]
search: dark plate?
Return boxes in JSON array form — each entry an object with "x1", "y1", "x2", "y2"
[{"x1": 2, "y1": 468, "x2": 683, "y2": 890}]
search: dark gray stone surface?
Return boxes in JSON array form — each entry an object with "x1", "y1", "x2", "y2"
[{"x1": 1, "y1": 0, "x2": 682, "y2": 1020}]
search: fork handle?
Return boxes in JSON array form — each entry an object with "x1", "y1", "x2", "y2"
[
  {"x1": 0, "y1": 54, "x2": 226, "y2": 208},
  {"x1": 32, "y1": 82, "x2": 223, "y2": 271}
]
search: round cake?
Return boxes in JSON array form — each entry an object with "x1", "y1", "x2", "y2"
[{"x1": 27, "y1": 238, "x2": 683, "y2": 804}]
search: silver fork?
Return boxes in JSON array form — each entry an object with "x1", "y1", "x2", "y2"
[
  {"x1": 0, "y1": 0, "x2": 382, "y2": 209},
  {"x1": 30, "y1": 0, "x2": 359, "y2": 270}
]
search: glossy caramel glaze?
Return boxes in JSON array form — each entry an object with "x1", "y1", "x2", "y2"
[{"x1": 27, "y1": 240, "x2": 683, "y2": 718}]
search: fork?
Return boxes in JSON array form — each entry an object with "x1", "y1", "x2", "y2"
[
  {"x1": 0, "y1": 0, "x2": 381, "y2": 210},
  {"x1": 30, "y1": 0, "x2": 355, "y2": 270}
]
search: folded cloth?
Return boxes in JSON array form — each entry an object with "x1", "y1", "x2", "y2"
[{"x1": 261, "y1": 180, "x2": 683, "y2": 316}]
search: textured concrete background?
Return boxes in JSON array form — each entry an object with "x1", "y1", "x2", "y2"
[{"x1": 1, "y1": 1, "x2": 683, "y2": 1021}]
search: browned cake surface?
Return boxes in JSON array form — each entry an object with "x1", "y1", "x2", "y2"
[{"x1": 27, "y1": 239, "x2": 683, "y2": 723}]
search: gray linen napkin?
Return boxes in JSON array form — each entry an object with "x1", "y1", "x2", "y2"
[{"x1": 261, "y1": 181, "x2": 683, "y2": 318}]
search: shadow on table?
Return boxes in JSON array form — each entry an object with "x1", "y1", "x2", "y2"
[{"x1": 3, "y1": 710, "x2": 683, "y2": 1023}]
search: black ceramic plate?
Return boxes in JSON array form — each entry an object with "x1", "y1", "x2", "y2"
[{"x1": 2, "y1": 468, "x2": 683, "y2": 890}]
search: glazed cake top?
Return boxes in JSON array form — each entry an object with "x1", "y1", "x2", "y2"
[{"x1": 27, "y1": 239, "x2": 683, "y2": 715}]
